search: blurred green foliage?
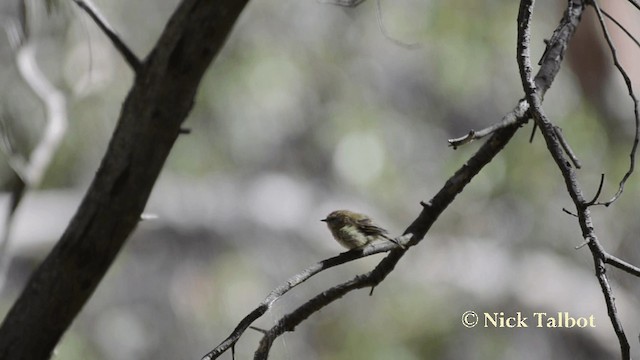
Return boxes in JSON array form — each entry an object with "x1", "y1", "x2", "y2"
[{"x1": 0, "y1": 0, "x2": 638, "y2": 359}]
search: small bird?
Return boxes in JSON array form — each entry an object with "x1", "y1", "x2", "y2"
[{"x1": 321, "y1": 210, "x2": 402, "y2": 250}]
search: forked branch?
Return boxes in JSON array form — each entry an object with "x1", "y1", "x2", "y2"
[{"x1": 517, "y1": 1, "x2": 635, "y2": 358}]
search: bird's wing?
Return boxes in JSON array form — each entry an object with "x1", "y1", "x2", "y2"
[{"x1": 355, "y1": 218, "x2": 389, "y2": 236}]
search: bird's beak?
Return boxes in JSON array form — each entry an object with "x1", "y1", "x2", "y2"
[{"x1": 321, "y1": 218, "x2": 327, "y2": 222}]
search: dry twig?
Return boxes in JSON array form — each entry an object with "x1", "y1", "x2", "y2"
[{"x1": 72, "y1": 0, "x2": 141, "y2": 71}]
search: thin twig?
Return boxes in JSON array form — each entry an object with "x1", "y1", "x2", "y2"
[
  {"x1": 626, "y1": 0, "x2": 640, "y2": 11},
  {"x1": 248, "y1": 326, "x2": 268, "y2": 335},
  {"x1": 604, "y1": 253, "x2": 640, "y2": 277},
  {"x1": 448, "y1": 100, "x2": 530, "y2": 148},
  {"x1": 554, "y1": 125, "x2": 582, "y2": 168},
  {"x1": 601, "y1": 10, "x2": 640, "y2": 48},
  {"x1": 574, "y1": 239, "x2": 589, "y2": 249},
  {"x1": 585, "y1": 173, "x2": 605, "y2": 206},
  {"x1": 72, "y1": 0, "x2": 141, "y2": 71},
  {"x1": 589, "y1": 0, "x2": 640, "y2": 207},
  {"x1": 448, "y1": 130, "x2": 476, "y2": 148},
  {"x1": 529, "y1": 122, "x2": 537, "y2": 143}
]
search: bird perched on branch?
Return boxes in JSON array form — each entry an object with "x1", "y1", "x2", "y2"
[{"x1": 321, "y1": 210, "x2": 403, "y2": 250}]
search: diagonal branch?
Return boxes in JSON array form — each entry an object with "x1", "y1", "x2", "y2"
[
  {"x1": 604, "y1": 253, "x2": 640, "y2": 277},
  {"x1": 600, "y1": 9, "x2": 640, "y2": 48},
  {"x1": 0, "y1": 1, "x2": 250, "y2": 359},
  {"x1": 448, "y1": 104, "x2": 529, "y2": 148},
  {"x1": 201, "y1": 237, "x2": 410, "y2": 360},
  {"x1": 554, "y1": 125, "x2": 582, "y2": 168},
  {"x1": 627, "y1": 0, "x2": 640, "y2": 11},
  {"x1": 72, "y1": 0, "x2": 141, "y2": 71}
]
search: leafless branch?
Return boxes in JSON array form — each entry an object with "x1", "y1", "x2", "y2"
[
  {"x1": 603, "y1": 253, "x2": 640, "y2": 277},
  {"x1": 627, "y1": 0, "x2": 640, "y2": 11},
  {"x1": 601, "y1": 10, "x2": 640, "y2": 48},
  {"x1": 448, "y1": 100, "x2": 530, "y2": 148},
  {"x1": 529, "y1": 122, "x2": 537, "y2": 142},
  {"x1": 516, "y1": 1, "x2": 630, "y2": 358},
  {"x1": 553, "y1": 125, "x2": 582, "y2": 168},
  {"x1": 72, "y1": 0, "x2": 141, "y2": 72},
  {"x1": 201, "y1": 237, "x2": 409, "y2": 360},
  {"x1": 585, "y1": 173, "x2": 605, "y2": 205}
]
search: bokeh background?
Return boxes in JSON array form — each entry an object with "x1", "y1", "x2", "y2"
[{"x1": 0, "y1": 0, "x2": 639, "y2": 359}]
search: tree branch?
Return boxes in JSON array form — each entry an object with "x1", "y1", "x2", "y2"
[
  {"x1": 600, "y1": 9, "x2": 640, "y2": 48},
  {"x1": 517, "y1": 1, "x2": 630, "y2": 358},
  {"x1": 448, "y1": 103, "x2": 529, "y2": 148},
  {"x1": 201, "y1": 237, "x2": 410, "y2": 360},
  {"x1": 0, "y1": 0, "x2": 250, "y2": 358},
  {"x1": 72, "y1": 0, "x2": 141, "y2": 71}
]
